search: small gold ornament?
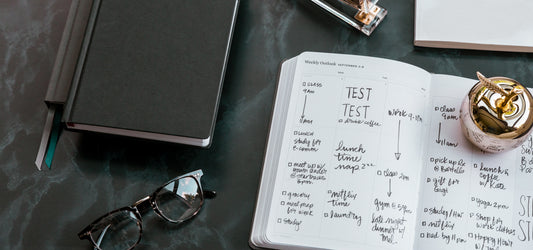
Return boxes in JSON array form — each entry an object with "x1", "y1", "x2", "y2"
[{"x1": 460, "y1": 72, "x2": 533, "y2": 153}]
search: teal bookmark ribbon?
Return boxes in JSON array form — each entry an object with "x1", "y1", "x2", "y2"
[{"x1": 44, "y1": 108, "x2": 62, "y2": 169}]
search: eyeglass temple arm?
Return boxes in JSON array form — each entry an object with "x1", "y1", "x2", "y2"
[{"x1": 203, "y1": 190, "x2": 216, "y2": 199}]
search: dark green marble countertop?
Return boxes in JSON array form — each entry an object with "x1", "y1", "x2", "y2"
[{"x1": 2, "y1": 0, "x2": 532, "y2": 249}]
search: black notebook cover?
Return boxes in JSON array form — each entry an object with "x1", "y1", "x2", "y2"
[{"x1": 63, "y1": 0, "x2": 239, "y2": 147}]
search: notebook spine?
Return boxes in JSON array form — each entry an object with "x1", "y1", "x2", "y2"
[{"x1": 45, "y1": 0, "x2": 94, "y2": 106}]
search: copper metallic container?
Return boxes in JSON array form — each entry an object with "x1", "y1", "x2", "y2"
[{"x1": 460, "y1": 72, "x2": 533, "y2": 153}]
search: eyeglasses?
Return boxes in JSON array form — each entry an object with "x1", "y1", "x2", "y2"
[{"x1": 78, "y1": 169, "x2": 215, "y2": 250}]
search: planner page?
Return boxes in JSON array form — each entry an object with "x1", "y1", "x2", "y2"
[
  {"x1": 263, "y1": 52, "x2": 431, "y2": 250},
  {"x1": 416, "y1": 74, "x2": 533, "y2": 250}
]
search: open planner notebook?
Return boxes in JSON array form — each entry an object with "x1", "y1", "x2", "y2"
[{"x1": 250, "y1": 52, "x2": 533, "y2": 249}]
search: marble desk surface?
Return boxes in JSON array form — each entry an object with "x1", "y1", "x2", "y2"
[{"x1": 2, "y1": 0, "x2": 533, "y2": 249}]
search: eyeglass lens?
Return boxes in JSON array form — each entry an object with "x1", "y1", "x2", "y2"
[
  {"x1": 155, "y1": 176, "x2": 203, "y2": 222},
  {"x1": 90, "y1": 210, "x2": 140, "y2": 250}
]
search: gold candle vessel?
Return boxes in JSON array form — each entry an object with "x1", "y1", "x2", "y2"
[{"x1": 460, "y1": 72, "x2": 533, "y2": 153}]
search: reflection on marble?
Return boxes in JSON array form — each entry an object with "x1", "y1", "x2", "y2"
[
  {"x1": 1, "y1": 0, "x2": 533, "y2": 249},
  {"x1": 1, "y1": 0, "x2": 70, "y2": 248}
]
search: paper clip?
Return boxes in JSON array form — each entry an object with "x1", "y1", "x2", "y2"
[{"x1": 310, "y1": 0, "x2": 387, "y2": 36}]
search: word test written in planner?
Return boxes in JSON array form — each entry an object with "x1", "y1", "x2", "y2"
[{"x1": 250, "y1": 52, "x2": 533, "y2": 250}]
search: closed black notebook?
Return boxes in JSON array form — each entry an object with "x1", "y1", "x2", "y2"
[{"x1": 61, "y1": 0, "x2": 239, "y2": 147}]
